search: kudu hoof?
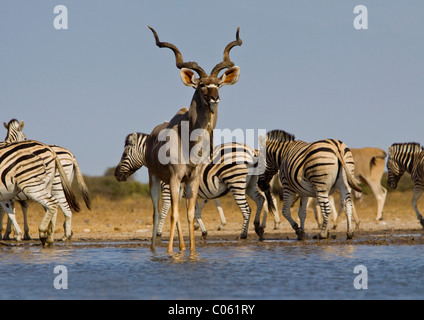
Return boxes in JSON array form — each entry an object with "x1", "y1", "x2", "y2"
[{"x1": 202, "y1": 231, "x2": 208, "y2": 240}]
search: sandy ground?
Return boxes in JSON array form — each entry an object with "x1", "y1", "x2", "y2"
[{"x1": 1, "y1": 191, "x2": 424, "y2": 247}]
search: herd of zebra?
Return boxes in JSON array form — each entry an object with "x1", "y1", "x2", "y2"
[
  {"x1": 1, "y1": 117, "x2": 423, "y2": 249},
  {"x1": 1, "y1": 27, "x2": 424, "y2": 252}
]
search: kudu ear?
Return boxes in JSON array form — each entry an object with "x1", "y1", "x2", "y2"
[
  {"x1": 180, "y1": 68, "x2": 199, "y2": 87},
  {"x1": 218, "y1": 66, "x2": 240, "y2": 87}
]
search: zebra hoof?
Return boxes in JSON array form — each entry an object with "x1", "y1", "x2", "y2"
[
  {"x1": 202, "y1": 231, "x2": 208, "y2": 240},
  {"x1": 23, "y1": 232, "x2": 32, "y2": 241},
  {"x1": 240, "y1": 233, "x2": 247, "y2": 240},
  {"x1": 40, "y1": 237, "x2": 53, "y2": 247},
  {"x1": 420, "y1": 218, "x2": 424, "y2": 229},
  {"x1": 254, "y1": 224, "x2": 264, "y2": 240},
  {"x1": 314, "y1": 231, "x2": 329, "y2": 240},
  {"x1": 2, "y1": 233, "x2": 11, "y2": 241},
  {"x1": 346, "y1": 232, "x2": 354, "y2": 240},
  {"x1": 295, "y1": 227, "x2": 306, "y2": 240}
]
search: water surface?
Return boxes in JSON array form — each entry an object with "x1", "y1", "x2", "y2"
[{"x1": 0, "y1": 243, "x2": 422, "y2": 299}]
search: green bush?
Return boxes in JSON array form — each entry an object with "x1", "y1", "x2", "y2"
[
  {"x1": 80, "y1": 175, "x2": 150, "y2": 200},
  {"x1": 381, "y1": 171, "x2": 414, "y2": 192}
]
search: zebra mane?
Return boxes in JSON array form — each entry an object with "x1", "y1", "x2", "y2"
[
  {"x1": 266, "y1": 130, "x2": 295, "y2": 143},
  {"x1": 6, "y1": 118, "x2": 20, "y2": 127},
  {"x1": 124, "y1": 132, "x2": 149, "y2": 147},
  {"x1": 389, "y1": 142, "x2": 422, "y2": 156}
]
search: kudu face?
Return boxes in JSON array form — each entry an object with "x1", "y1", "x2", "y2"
[{"x1": 148, "y1": 26, "x2": 241, "y2": 114}]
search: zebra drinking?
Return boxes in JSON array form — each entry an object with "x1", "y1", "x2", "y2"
[
  {"x1": 387, "y1": 142, "x2": 424, "y2": 228},
  {"x1": 115, "y1": 132, "x2": 279, "y2": 240}
]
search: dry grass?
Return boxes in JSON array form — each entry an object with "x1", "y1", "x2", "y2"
[{"x1": 3, "y1": 189, "x2": 423, "y2": 242}]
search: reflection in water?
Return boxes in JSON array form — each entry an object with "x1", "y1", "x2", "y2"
[{"x1": 0, "y1": 243, "x2": 423, "y2": 299}]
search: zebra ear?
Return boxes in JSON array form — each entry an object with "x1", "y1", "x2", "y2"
[
  {"x1": 128, "y1": 133, "x2": 138, "y2": 146},
  {"x1": 19, "y1": 121, "x2": 25, "y2": 130},
  {"x1": 3, "y1": 122, "x2": 7, "y2": 129},
  {"x1": 388, "y1": 146, "x2": 393, "y2": 157}
]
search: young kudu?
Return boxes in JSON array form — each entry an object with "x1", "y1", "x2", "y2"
[{"x1": 145, "y1": 26, "x2": 242, "y2": 254}]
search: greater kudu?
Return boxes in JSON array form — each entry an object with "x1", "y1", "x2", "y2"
[{"x1": 144, "y1": 26, "x2": 242, "y2": 254}]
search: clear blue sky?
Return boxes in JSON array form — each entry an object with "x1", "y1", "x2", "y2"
[{"x1": 1, "y1": 1, "x2": 423, "y2": 182}]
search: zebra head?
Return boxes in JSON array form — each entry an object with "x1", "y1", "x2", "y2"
[
  {"x1": 114, "y1": 132, "x2": 148, "y2": 182},
  {"x1": 3, "y1": 119, "x2": 26, "y2": 143}
]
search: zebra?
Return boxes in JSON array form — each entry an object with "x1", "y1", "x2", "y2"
[
  {"x1": 156, "y1": 142, "x2": 280, "y2": 239},
  {"x1": 0, "y1": 139, "x2": 80, "y2": 246},
  {"x1": 387, "y1": 142, "x2": 424, "y2": 228},
  {"x1": 258, "y1": 130, "x2": 362, "y2": 240},
  {"x1": 0, "y1": 119, "x2": 91, "y2": 241},
  {"x1": 114, "y1": 132, "x2": 279, "y2": 240}
]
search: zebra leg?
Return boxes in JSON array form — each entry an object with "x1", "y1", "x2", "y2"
[
  {"x1": 411, "y1": 187, "x2": 424, "y2": 228},
  {"x1": 19, "y1": 201, "x2": 31, "y2": 240},
  {"x1": 309, "y1": 197, "x2": 322, "y2": 229},
  {"x1": 38, "y1": 203, "x2": 59, "y2": 247},
  {"x1": 0, "y1": 205, "x2": 4, "y2": 239},
  {"x1": 351, "y1": 200, "x2": 360, "y2": 231},
  {"x1": 270, "y1": 194, "x2": 280, "y2": 230},
  {"x1": 315, "y1": 194, "x2": 331, "y2": 239},
  {"x1": 328, "y1": 195, "x2": 339, "y2": 230},
  {"x1": 281, "y1": 192, "x2": 303, "y2": 239},
  {"x1": 229, "y1": 187, "x2": 251, "y2": 239},
  {"x1": 46, "y1": 207, "x2": 58, "y2": 245},
  {"x1": 157, "y1": 182, "x2": 171, "y2": 238},
  {"x1": 340, "y1": 191, "x2": 355, "y2": 239},
  {"x1": 59, "y1": 205, "x2": 73, "y2": 241},
  {"x1": 213, "y1": 198, "x2": 227, "y2": 231},
  {"x1": 1, "y1": 201, "x2": 22, "y2": 241},
  {"x1": 4, "y1": 213, "x2": 13, "y2": 240},
  {"x1": 248, "y1": 186, "x2": 266, "y2": 239},
  {"x1": 195, "y1": 199, "x2": 208, "y2": 239},
  {"x1": 297, "y1": 197, "x2": 308, "y2": 240}
]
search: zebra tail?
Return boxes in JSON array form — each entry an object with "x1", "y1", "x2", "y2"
[
  {"x1": 54, "y1": 154, "x2": 81, "y2": 212},
  {"x1": 73, "y1": 158, "x2": 91, "y2": 210},
  {"x1": 336, "y1": 151, "x2": 363, "y2": 193},
  {"x1": 258, "y1": 179, "x2": 277, "y2": 214}
]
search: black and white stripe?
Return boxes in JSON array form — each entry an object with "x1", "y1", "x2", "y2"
[
  {"x1": 0, "y1": 140, "x2": 80, "y2": 245},
  {"x1": 115, "y1": 133, "x2": 279, "y2": 240},
  {"x1": 0, "y1": 119, "x2": 91, "y2": 241},
  {"x1": 258, "y1": 130, "x2": 362, "y2": 240},
  {"x1": 387, "y1": 142, "x2": 424, "y2": 228}
]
